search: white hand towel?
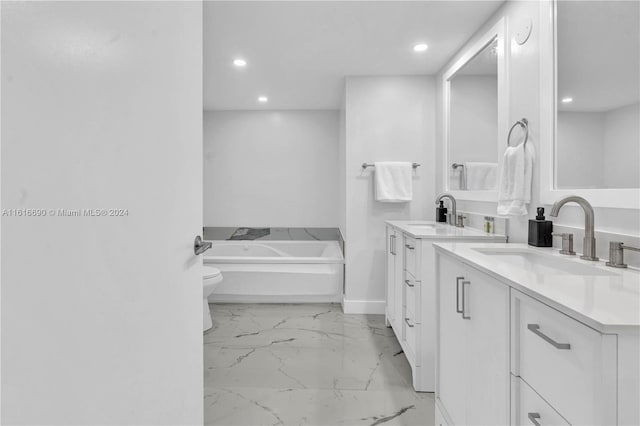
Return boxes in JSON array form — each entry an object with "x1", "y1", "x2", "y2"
[
  {"x1": 465, "y1": 162, "x2": 498, "y2": 190},
  {"x1": 497, "y1": 143, "x2": 535, "y2": 216},
  {"x1": 450, "y1": 166, "x2": 463, "y2": 190},
  {"x1": 374, "y1": 162, "x2": 413, "y2": 203}
]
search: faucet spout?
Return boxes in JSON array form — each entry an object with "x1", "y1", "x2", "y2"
[
  {"x1": 435, "y1": 193, "x2": 457, "y2": 226},
  {"x1": 549, "y1": 196, "x2": 598, "y2": 261}
]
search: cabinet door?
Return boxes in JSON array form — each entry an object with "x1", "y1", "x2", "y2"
[
  {"x1": 464, "y1": 267, "x2": 510, "y2": 425},
  {"x1": 385, "y1": 226, "x2": 397, "y2": 327},
  {"x1": 394, "y1": 232, "x2": 404, "y2": 331},
  {"x1": 437, "y1": 254, "x2": 468, "y2": 425}
]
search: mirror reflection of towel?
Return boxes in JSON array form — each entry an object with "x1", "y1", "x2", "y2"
[
  {"x1": 497, "y1": 143, "x2": 535, "y2": 216},
  {"x1": 450, "y1": 166, "x2": 464, "y2": 190},
  {"x1": 465, "y1": 162, "x2": 498, "y2": 190}
]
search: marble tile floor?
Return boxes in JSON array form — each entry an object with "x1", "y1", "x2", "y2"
[{"x1": 204, "y1": 303, "x2": 434, "y2": 426}]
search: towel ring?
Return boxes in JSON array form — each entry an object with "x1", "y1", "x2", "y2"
[{"x1": 507, "y1": 118, "x2": 528, "y2": 147}]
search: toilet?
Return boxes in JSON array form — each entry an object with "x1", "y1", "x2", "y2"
[{"x1": 203, "y1": 266, "x2": 223, "y2": 332}]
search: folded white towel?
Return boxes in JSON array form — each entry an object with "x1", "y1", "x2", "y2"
[
  {"x1": 465, "y1": 162, "x2": 498, "y2": 190},
  {"x1": 374, "y1": 162, "x2": 413, "y2": 203},
  {"x1": 497, "y1": 143, "x2": 535, "y2": 216},
  {"x1": 450, "y1": 166, "x2": 463, "y2": 190}
]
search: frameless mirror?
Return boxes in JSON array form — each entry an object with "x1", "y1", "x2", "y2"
[
  {"x1": 443, "y1": 18, "x2": 505, "y2": 201},
  {"x1": 555, "y1": 1, "x2": 639, "y2": 190}
]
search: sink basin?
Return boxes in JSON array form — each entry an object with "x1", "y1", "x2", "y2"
[
  {"x1": 473, "y1": 247, "x2": 616, "y2": 276},
  {"x1": 405, "y1": 221, "x2": 437, "y2": 229}
]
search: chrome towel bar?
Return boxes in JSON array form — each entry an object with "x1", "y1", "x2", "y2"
[{"x1": 361, "y1": 162, "x2": 420, "y2": 170}]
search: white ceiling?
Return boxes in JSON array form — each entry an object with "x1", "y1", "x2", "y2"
[
  {"x1": 204, "y1": 1, "x2": 504, "y2": 110},
  {"x1": 557, "y1": 0, "x2": 639, "y2": 112}
]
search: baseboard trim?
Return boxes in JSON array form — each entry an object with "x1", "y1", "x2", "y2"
[
  {"x1": 209, "y1": 294, "x2": 342, "y2": 304},
  {"x1": 341, "y1": 299, "x2": 386, "y2": 314}
]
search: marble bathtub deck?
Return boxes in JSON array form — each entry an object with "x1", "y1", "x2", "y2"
[{"x1": 204, "y1": 304, "x2": 434, "y2": 426}]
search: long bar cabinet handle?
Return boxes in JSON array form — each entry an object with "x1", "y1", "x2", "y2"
[
  {"x1": 461, "y1": 281, "x2": 471, "y2": 320},
  {"x1": 456, "y1": 277, "x2": 464, "y2": 314},
  {"x1": 527, "y1": 412, "x2": 541, "y2": 426},
  {"x1": 527, "y1": 324, "x2": 571, "y2": 350}
]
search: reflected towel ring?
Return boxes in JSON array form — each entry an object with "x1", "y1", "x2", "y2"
[{"x1": 507, "y1": 118, "x2": 528, "y2": 147}]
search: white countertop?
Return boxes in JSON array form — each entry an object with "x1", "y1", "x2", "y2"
[
  {"x1": 386, "y1": 220, "x2": 506, "y2": 241},
  {"x1": 433, "y1": 242, "x2": 640, "y2": 332}
]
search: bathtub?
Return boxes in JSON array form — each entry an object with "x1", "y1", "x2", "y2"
[{"x1": 203, "y1": 241, "x2": 344, "y2": 303}]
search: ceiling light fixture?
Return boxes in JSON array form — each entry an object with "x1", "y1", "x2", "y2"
[
  {"x1": 413, "y1": 43, "x2": 428, "y2": 52},
  {"x1": 258, "y1": 96, "x2": 268, "y2": 103},
  {"x1": 233, "y1": 58, "x2": 247, "y2": 67},
  {"x1": 561, "y1": 97, "x2": 573, "y2": 103}
]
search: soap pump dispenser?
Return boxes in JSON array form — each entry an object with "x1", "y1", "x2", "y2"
[
  {"x1": 436, "y1": 200, "x2": 447, "y2": 223},
  {"x1": 528, "y1": 207, "x2": 553, "y2": 247}
]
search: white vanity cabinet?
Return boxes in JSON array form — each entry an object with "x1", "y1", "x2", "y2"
[
  {"x1": 384, "y1": 221, "x2": 506, "y2": 392},
  {"x1": 435, "y1": 243, "x2": 640, "y2": 426},
  {"x1": 437, "y1": 253, "x2": 510, "y2": 426}
]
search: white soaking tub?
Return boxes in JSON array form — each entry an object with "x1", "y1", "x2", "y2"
[{"x1": 203, "y1": 241, "x2": 344, "y2": 303}]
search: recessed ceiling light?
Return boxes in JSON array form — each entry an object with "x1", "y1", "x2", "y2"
[
  {"x1": 561, "y1": 97, "x2": 573, "y2": 103},
  {"x1": 413, "y1": 43, "x2": 428, "y2": 52},
  {"x1": 258, "y1": 96, "x2": 268, "y2": 103},
  {"x1": 233, "y1": 58, "x2": 247, "y2": 67}
]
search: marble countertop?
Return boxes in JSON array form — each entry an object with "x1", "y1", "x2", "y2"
[
  {"x1": 386, "y1": 220, "x2": 506, "y2": 241},
  {"x1": 433, "y1": 242, "x2": 640, "y2": 332},
  {"x1": 204, "y1": 227, "x2": 341, "y2": 241}
]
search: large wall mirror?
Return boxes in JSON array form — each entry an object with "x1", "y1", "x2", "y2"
[
  {"x1": 540, "y1": 0, "x2": 640, "y2": 208},
  {"x1": 442, "y1": 18, "x2": 506, "y2": 201}
]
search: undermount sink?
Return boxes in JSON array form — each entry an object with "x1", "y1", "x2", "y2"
[
  {"x1": 473, "y1": 247, "x2": 617, "y2": 276},
  {"x1": 405, "y1": 221, "x2": 437, "y2": 228}
]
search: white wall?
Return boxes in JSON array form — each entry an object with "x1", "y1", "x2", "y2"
[
  {"x1": 2, "y1": 2, "x2": 203, "y2": 424},
  {"x1": 450, "y1": 75, "x2": 498, "y2": 164},
  {"x1": 557, "y1": 111, "x2": 604, "y2": 188},
  {"x1": 204, "y1": 110, "x2": 339, "y2": 227},
  {"x1": 436, "y1": 0, "x2": 640, "y2": 267},
  {"x1": 338, "y1": 92, "x2": 347, "y2": 240},
  {"x1": 603, "y1": 102, "x2": 640, "y2": 189},
  {"x1": 342, "y1": 76, "x2": 435, "y2": 313},
  {"x1": 557, "y1": 102, "x2": 639, "y2": 190}
]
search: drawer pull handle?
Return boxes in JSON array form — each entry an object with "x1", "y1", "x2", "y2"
[
  {"x1": 404, "y1": 317, "x2": 415, "y2": 328},
  {"x1": 405, "y1": 279, "x2": 415, "y2": 287},
  {"x1": 527, "y1": 413, "x2": 541, "y2": 426},
  {"x1": 456, "y1": 277, "x2": 464, "y2": 313},
  {"x1": 405, "y1": 244, "x2": 415, "y2": 250},
  {"x1": 461, "y1": 281, "x2": 471, "y2": 320},
  {"x1": 527, "y1": 324, "x2": 571, "y2": 350}
]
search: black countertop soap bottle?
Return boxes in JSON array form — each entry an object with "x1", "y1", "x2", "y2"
[
  {"x1": 528, "y1": 207, "x2": 553, "y2": 247},
  {"x1": 436, "y1": 200, "x2": 447, "y2": 223}
]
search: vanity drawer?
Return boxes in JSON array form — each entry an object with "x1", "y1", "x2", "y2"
[
  {"x1": 403, "y1": 309, "x2": 418, "y2": 363},
  {"x1": 404, "y1": 236, "x2": 418, "y2": 277},
  {"x1": 513, "y1": 376, "x2": 569, "y2": 426},
  {"x1": 512, "y1": 290, "x2": 617, "y2": 426},
  {"x1": 404, "y1": 270, "x2": 420, "y2": 322}
]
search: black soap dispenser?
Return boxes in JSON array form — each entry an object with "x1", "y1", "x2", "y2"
[
  {"x1": 436, "y1": 201, "x2": 448, "y2": 223},
  {"x1": 528, "y1": 207, "x2": 553, "y2": 247}
]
